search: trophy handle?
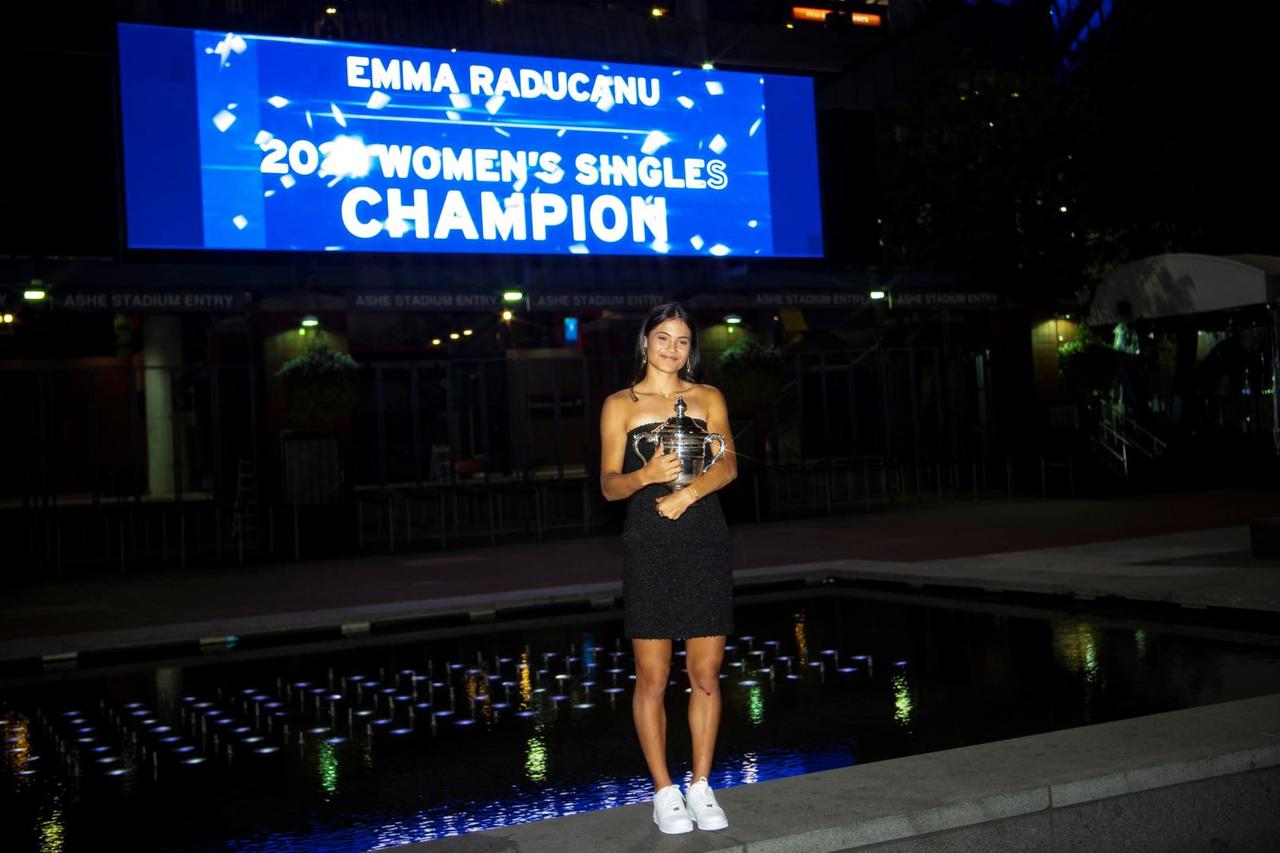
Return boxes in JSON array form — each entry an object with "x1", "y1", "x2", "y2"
[
  {"x1": 703, "y1": 433, "x2": 727, "y2": 470},
  {"x1": 632, "y1": 431, "x2": 656, "y2": 467}
]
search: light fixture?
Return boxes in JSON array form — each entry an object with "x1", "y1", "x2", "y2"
[
  {"x1": 297, "y1": 328, "x2": 307, "y2": 336},
  {"x1": 786, "y1": 23, "x2": 794, "y2": 29},
  {"x1": 701, "y1": 61, "x2": 714, "y2": 70},
  {"x1": 325, "y1": 6, "x2": 337, "y2": 14},
  {"x1": 502, "y1": 290, "x2": 523, "y2": 303},
  {"x1": 462, "y1": 328, "x2": 473, "y2": 336},
  {"x1": 301, "y1": 315, "x2": 320, "y2": 328},
  {"x1": 869, "y1": 290, "x2": 886, "y2": 301},
  {"x1": 431, "y1": 338, "x2": 442, "y2": 346},
  {"x1": 2, "y1": 313, "x2": 13, "y2": 324},
  {"x1": 651, "y1": 7, "x2": 666, "y2": 17},
  {"x1": 449, "y1": 332, "x2": 461, "y2": 340},
  {"x1": 501, "y1": 309, "x2": 513, "y2": 321},
  {"x1": 724, "y1": 314, "x2": 742, "y2": 325},
  {"x1": 23, "y1": 289, "x2": 46, "y2": 302},
  {"x1": 1059, "y1": 205, "x2": 1068, "y2": 213}
]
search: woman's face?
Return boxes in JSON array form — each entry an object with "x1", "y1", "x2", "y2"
[{"x1": 646, "y1": 318, "x2": 692, "y2": 375}]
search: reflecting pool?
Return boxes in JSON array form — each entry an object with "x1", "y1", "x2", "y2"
[{"x1": 3, "y1": 587, "x2": 1280, "y2": 851}]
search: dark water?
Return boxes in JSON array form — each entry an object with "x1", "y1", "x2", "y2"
[{"x1": 4, "y1": 587, "x2": 1280, "y2": 851}]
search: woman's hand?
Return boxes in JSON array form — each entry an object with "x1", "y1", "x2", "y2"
[
  {"x1": 642, "y1": 440, "x2": 682, "y2": 487},
  {"x1": 655, "y1": 487, "x2": 696, "y2": 521}
]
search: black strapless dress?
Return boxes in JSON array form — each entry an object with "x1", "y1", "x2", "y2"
[{"x1": 621, "y1": 421, "x2": 733, "y2": 639}]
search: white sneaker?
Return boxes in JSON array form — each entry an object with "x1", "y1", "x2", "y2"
[
  {"x1": 686, "y1": 777, "x2": 729, "y2": 830},
  {"x1": 652, "y1": 784, "x2": 694, "y2": 834}
]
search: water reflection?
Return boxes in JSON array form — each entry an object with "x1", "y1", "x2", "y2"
[
  {"x1": 891, "y1": 670, "x2": 913, "y2": 729},
  {"x1": 5, "y1": 594, "x2": 1280, "y2": 852},
  {"x1": 518, "y1": 653, "x2": 533, "y2": 709},
  {"x1": 465, "y1": 670, "x2": 491, "y2": 725},
  {"x1": 1053, "y1": 621, "x2": 1102, "y2": 684},
  {"x1": 39, "y1": 805, "x2": 65, "y2": 853},
  {"x1": 793, "y1": 611, "x2": 809, "y2": 666},
  {"x1": 747, "y1": 683, "x2": 765, "y2": 727},
  {"x1": 524, "y1": 736, "x2": 547, "y2": 783},
  {"x1": 154, "y1": 667, "x2": 182, "y2": 714},
  {"x1": 4, "y1": 711, "x2": 31, "y2": 776},
  {"x1": 319, "y1": 740, "x2": 339, "y2": 796}
]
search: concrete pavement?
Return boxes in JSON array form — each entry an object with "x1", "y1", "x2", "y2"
[
  {"x1": 411, "y1": 694, "x2": 1280, "y2": 852},
  {"x1": 3, "y1": 489, "x2": 1279, "y2": 667}
]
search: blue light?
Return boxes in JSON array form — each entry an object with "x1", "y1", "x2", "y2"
[
  {"x1": 117, "y1": 24, "x2": 823, "y2": 258},
  {"x1": 563, "y1": 317, "x2": 579, "y2": 343}
]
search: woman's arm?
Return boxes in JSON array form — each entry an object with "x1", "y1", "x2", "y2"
[
  {"x1": 654, "y1": 386, "x2": 737, "y2": 520},
  {"x1": 599, "y1": 394, "x2": 681, "y2": 501}
]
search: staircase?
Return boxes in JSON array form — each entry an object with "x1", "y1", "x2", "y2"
[{"x1": 1096, "y1": 401, "x2": 1167, "y2": 478}]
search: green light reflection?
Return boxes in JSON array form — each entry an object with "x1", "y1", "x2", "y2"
[
  {"x1": 1054, "y1": 621, "x2": 1101, "y2": 684},
  {"x1": 319, "y1": 740, "x2": 339, "y2": 795},
  {"x1": 892, "y1": 673, "x2": 913, "y2": 728},
  {"x1": 525, "y1": 736, "x2": 548, "y2": 782},
  {"x1": 748, "y1": 683, "x2": 765, "y2": 727},
  {"x1": 38, "y1": 802, "x2": 65, "y2": 853}
]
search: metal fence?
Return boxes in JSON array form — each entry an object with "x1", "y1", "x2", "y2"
[{"x1": 3, "y1": 346, "x2": 1028, "y2": 575}]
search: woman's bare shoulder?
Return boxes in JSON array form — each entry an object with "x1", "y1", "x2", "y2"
[
  {"x1": 601, "y1": 388, "x2": 638, "y2": 421},
  {"x1": 688, "y1": 382, "x2": 725, "y2": 402},
  {"x1": 603, "y1": 388, "x2": 636, "y2": 407}
]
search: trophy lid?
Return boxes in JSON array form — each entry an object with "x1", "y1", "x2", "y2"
[{"x1": 662, "y1": 395, "x2": 701, "y2": 433}]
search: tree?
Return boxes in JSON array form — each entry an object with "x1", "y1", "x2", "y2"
[
  {"x1": 876, "y1": 59, "x2": 1125, "y2": 306},
  {"x1": 874, "y1": 0, "x2": 1275, "y2": 305}
]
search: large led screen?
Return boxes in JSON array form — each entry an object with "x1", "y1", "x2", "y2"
[{"x1": 117, "y1": 24, "x2": 824, "y2": 258}]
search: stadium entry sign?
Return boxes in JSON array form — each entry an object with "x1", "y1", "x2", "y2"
[{"x1": 118, "y1": 24, "x2": 824, "y2": 258}]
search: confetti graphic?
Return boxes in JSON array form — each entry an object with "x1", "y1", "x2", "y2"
[{"x1": 117, "y1": 23, "x2": 823, "y2": 257}]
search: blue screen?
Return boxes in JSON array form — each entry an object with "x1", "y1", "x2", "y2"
[{"x1": 117, "y1": 24, "x2": 823, "y2": 258}]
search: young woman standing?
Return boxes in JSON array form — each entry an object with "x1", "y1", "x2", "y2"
[{"x1": 598, "y1": 302, "x2": 737, "y2": 834}]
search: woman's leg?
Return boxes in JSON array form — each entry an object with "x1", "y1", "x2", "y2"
[
  {"x1": 632, "y1": 638, "x2": 674, "y2": 789},
  {"x1": 684, "y1": 635, "x2": 726, "y2": 782}
]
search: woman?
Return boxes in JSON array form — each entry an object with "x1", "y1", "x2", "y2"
[{"x1": 599, "y1": 302, "x2": 737, "y2": 834}]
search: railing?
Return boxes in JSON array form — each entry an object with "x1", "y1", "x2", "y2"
[
  {"x1": 1099, "y1": 402, "x2": 1167, "y2": 477},
  {"x1": 1, "y1": 345, "x2": 1002, "y2": 574}
]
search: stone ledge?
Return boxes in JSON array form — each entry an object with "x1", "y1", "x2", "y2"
[{"x1": 411, "y1": 693, "x2": 1280, "y2": 852}]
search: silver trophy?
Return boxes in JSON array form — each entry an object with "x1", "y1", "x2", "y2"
[{"x1": 632, "y1": 396, "x2": 727, "y2": 490}]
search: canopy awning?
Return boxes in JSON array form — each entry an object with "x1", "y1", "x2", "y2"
[{"x1": 1088, "y1": 253, "x2": 1280, "y2": 325}]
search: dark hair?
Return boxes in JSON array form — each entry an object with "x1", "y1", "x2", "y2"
[{"x1": 629, "y1": 302, "x2": 701, "y2": 400}]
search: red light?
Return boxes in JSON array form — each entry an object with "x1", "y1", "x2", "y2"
[
  {"x1": 792, "y1": 7, "x2": 833, "y2": 22},
  {"x1": 791, "y1": 7, "x2": 883, "y2": 27}
]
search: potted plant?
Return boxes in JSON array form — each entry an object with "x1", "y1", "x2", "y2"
[
  {"x1": 277, "y1": 340, "x2": 360, "y2": 425},
  {"x1": 718, "y1": 340, "x2": 787, "y2": 407}
]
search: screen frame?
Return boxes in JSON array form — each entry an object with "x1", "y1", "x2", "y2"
[{"x1": 112, "y1": 22, "x2": 827, "y2": 264}]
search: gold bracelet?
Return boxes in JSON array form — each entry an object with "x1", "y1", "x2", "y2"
[{"x1": 688, "y1": 484, "x2": 700, "y2": 502}]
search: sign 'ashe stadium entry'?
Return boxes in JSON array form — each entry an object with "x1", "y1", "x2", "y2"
[{"x1": 117, "y1": 24, "x2": 824, "y2": 258}]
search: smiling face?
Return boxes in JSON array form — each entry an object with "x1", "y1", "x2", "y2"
[{"x1": 646, "y1": 318, "x2": 692, "y2": 376}]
